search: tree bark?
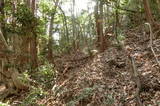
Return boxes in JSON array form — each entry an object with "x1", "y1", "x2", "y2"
[
  {"x1": 0, "y1": 0, "x2": 6, "y2": 40},
  {"x1": 95, "y1": 1, "x2": 107, "y2": 52},
  {"x1": 115, "y1": 0, "x2": 120, "y2": 44},
  {"x1": 48, "y1": 14, "x2": 54, "y2": 62},
  {"x1": 57, "y1": 4, "x2": 69, "y2": 43},
  {"x1": 143, "y1": 0, "x2": 154, "y2": 25},
  {"x1": 25, "y1": 0, "x2": 31, "y2": 8},
  {"x1": 0, "y1": 28, "x2": 8, "y2": 49},
  {"x1": 95, "y1": 1, "x2": 101, "y2": 49},
  {"x1": 30, "y1": 34, "x2": 38, "y2": 69},
  {"x1": 30, "y1": 0, "x2": 38, "y2": 69},
  {"x1": 99, "y1": 1, "x2": 104, "y2": 52},
  {"x1": 47, "y1": 0, "x2": 59, "y2": 63}
]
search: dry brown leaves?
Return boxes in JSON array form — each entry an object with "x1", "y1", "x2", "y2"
[{"x1": 40, "y1": 26, "x2": 160, "y2": 106}]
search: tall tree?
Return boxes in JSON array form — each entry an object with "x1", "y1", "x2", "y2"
[
  {"x1": 115, "y1": 0, "x2": 120, "y2": 44},
  {"x1": 0, "y1": 0, "x2": 6, "y2": 40},
  {"x1": 57, "y1": 4, "x2": 69, "y2": 43},
  {"x1": 47, "y1": 0, "x2": 59, "y2": 63},
  {"x1": 19, "y1": 0, "x2": 31, "y2": 67},
  {"x1": 143, "y1": 0, "x2": 154, "y2": 25},
  {"x1": 30, "y1": 0, "x2": 38, "y2": 69},
  {"x1": 71, "y1": 0, "x2": 79, "y2": 51},
  {"x1": 94, "y1": 0, "x2": 107, "y2": 52}
]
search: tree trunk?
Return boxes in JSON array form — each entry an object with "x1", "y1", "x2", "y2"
[
  {"x1": 143, "y1": 0, "x2": 154, "y2": 25},
  {"x1": 48, "y1": 14, "x2": 54, "y2": 62},
  {"x1": 99, "y1": 1, "x2": 105, "y2": 52},
  {"x1": 58, "y1": 5, "x2": 69, "y2": 43},
  {"x1": 0, "y1": 0, "x2": 6, "y2": 40},
  {"x1": 30, "y1": 0, "x2": 38, "y2": 69},
  {"x1": 18, "y1": 0, "x2": 30, "y2": 68},
  {"x1": 95, "y1": 1, "x2": 100, "y2": 49},
  {"x1": 20, "y1": 35, "x2": 30, "y2": 66},
  {"x1": 115, "y1": 0, "x2": 120, "y2": 44},
  {"x1": 30, "y1": 34, "x2": 38, "y2": 69},
  {"x1": 72, "y1": 0, "x2": 78, "y2": 51},
  {"x1": 95, "y1": 1, "x2": 107, "y2": 52},
  {"x1": 25, "y1": 0, "x2": 31, "y2": 8},
  {"x1": 31, "y1": 0, "x2": 35, "y2": 14},
  {"x1": 47, "y1": 0, "x2": 59, "y2": 63}
]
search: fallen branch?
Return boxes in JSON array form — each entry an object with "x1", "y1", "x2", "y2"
[
  {"x1": 145, "y1": 23, "x2": 160, "y2": 67},
  {"x1": 129, "y1": 55, "x2": 143, "y2": 106},
  {"x1": 125, "y1": 45, "x2": 143, "y2": 106},
  {"x1": 0, "y1": 71, "x2": 11, "y2": 79},
  {"x1": 151, "y1": 46, "x2": 160, "y2": 67},
  {"x1": 0, "y1": 29, "x2": 9, "y2": 49}
]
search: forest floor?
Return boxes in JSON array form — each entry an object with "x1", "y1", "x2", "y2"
[
  {"x1": 1, "y1": 26, "x2": 160, "y2": 106},
  {"x1": 41, "y1": 26, "x2": 160, "y2": 106}
]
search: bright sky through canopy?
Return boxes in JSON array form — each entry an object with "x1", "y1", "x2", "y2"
[
  {"x1": 53, "y1": 0, "x2": 95, "y2": 41},
  {"x1": 62, "y1": 0, "x2": 96, "y2": 16}
]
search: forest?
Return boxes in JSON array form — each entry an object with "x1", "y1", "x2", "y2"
[{"x1": 0, "y1": 0, "x2": 160, "y2": 106}]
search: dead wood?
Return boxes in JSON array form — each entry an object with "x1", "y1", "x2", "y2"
[
  {"x1": 0, "y1": 29, "x2": 9, "y2": 50},
  {"x1": 0, "y1": 69, "x2": 29, "y2": 100},
  {"x1": 146, "y1": 23, "x2": 160, "y2": 68},
  {"x1": 125, "y1": 46, "x2": 143, "y2": 106},
  {"x1": 129, "y1": 55, "x2": 143, "y2": 106}
]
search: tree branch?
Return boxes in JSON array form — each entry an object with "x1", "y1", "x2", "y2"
[
  {"x1": 0, "y1": 29, "x2": 9, "y2": 49},
  {"x1": 129, "y1": 55, "x2": 143, "y2": 106},
  {"x1": 145, "y1": 23, "x2": 160, "y2": 68}
]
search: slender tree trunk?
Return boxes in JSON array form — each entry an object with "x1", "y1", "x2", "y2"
[
  {"x1": 31, "y1": 0, "x2": 35, "y2": 14},
  {"x1": 72, "y1": 0, "x2": 78, "y2": 51},
  {"x1": 115, "y1": 0, "x2": 120, "y2": 44},
  {"x1": 143, "y1": 0, "x2": 154, "y2": 25},
  {"x1": 95, "y1": 1, "x2": 107, "y2": 52},
  {"x1": 99, "y1": 1, "x2": 105, "y2": 52},
  {"x1": 25, "y1": 0, "x2": 31, "y2": 8},
  {"x1": 47, "y1": 0, "x2": 59, "y2": 63},
  {"x1": 0, "y1": 29, "x2": 8, "y2": 49},
  {"x1": 53, "y1": 1, "x2": 69, "y2": 44},
  {"x1": 58, "y1": 5, "x2": 69, "y2": 43},
  {"x1": 48, "y1": 14, "x2": 54, "y2": 62},
  {"x1": 95, "y1": 1, "x2": 100, "y2": 49},
  {"x1": 0, "y1": 0, "x2": 6, "y2": 40}
]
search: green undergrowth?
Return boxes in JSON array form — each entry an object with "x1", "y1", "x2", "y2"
[
  {"x1": 66, "y1": 85, "x2": 115, "y2": 106},
  {"x1": 20, "y1": 87, "x2": 47, "y2": 106},
  {"x1": 19, "y1": 62, "x2": 56, "y2": 105},
  {"x1": 0, "y1": 102, "x2": 10, "y2": 106},
  {"x1": 31, "y1": 62, "x2": 56, "y2": 88}
]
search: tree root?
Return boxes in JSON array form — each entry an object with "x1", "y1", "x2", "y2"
[{"x1": 0, "y1": 69, "x2": 29, "y2": 100}]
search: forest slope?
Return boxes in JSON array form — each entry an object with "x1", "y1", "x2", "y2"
[{"x1": 39, "y1": 26, "x2": 160, "y2": 106}]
